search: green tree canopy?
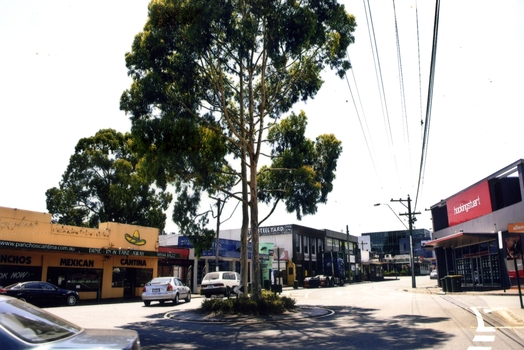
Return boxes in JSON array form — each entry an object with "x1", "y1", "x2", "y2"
[
  {"x1": 258, "y1": 111, "x2": 342, "y2": 223},
  {"x1": 120, "y1": 0, "x2": 356, "y2": 299},
  {"x1": 46, "y1": 129, "x2": 172, "y2": 230}
]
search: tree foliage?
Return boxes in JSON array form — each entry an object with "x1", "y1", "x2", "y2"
[
  {"x1": 46, "y1": 129, "x2": 172, "y2": 230},
  {"x1": 120, "y1": 0, "x2": 356, "y2": 300},
  {"x1": 258, "y1": 111, "x2": 342, "y2": 223}
]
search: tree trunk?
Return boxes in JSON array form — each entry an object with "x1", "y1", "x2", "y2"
[
  {"x1": 240, "y1": 135, "x2": 249, "y2": 296},
  {"x1": 250, "y1": 157, "x2": 261, "y2": 301}
]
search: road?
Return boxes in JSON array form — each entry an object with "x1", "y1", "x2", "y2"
[{"x1": 45, "y1": 276, "x2": 524, "y2": 349}]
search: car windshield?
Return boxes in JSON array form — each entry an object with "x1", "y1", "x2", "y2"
[{"x1": 0, "y1": 299, "x2": 81, "y2": 344}]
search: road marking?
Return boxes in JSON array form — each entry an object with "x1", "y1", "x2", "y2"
[
  {"x1": 470, "y1": 307, "x2": 495, "y2": 332},
  {"x1": 467, "y1": 347, "x2": 491, "y2": 350},
  {"x1": 472, "y1": 335, "x2": 495, "y2": 342},
  {"x1": 483, "y1": 308, "x2": 506, "y2": 314}
]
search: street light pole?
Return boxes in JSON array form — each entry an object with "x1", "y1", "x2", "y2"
[{"x1": 391, "y1": 195, "x2": 420, "y2": 289}]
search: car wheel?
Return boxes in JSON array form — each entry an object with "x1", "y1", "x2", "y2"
[
  {"x1": 185, "y1": 292, "x2": 191, "y2": 303},
  {"x1": 66, "y1": 295, "x2": 78, "y2": 306},
  {"x1": 173, "y1": 293, "x2": 179, "y2": 305},
  {"x1": 225, "y1": 287, "x2": 231, "y2": 299},
  {"x1": 144, "y1": 301, "x2": 151, "y2": 306},
  {"x1": 205, "y1": 294, "x2": 211, "y2": 298}
]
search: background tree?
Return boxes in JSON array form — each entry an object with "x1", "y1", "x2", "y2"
[
  {"x1": 46, "y1": 129, "x2": 172, "y2": 230},
  {"x1": 120, "y1": 0, "x2": 356, "y2": 300},
  {"x1": 258, "y1": 111, "x2": 343, "y2": 225}
]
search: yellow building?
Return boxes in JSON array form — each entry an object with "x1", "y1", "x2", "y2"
[{"x1": 0, "y1": 206, "x2": 169, "y2": 301}]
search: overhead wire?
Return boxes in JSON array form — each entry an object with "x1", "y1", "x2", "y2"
[
  {"x1": 344, "y1": 55, "x2": 382, "y2": 187},
  {"x1": 363, "y1": 0, "x2": 402, "y2": 188},
  {"x1": 414, "y1": 0, "x2": 441, "y2": 212},
  {"x1": 392, "y1": 0, "x2": 413, "y2": 186}
]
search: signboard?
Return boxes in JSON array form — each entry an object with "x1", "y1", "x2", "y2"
[
  {"x1": 178, "y1": 236, "x2": 252, "y2": 258},
  {"x1": 446, "y1": 180, "x2": 492, "y2": 227},
  {"x1": 258, "y1": 225, "x2": 293, "y2": 236},
  {"x1": 0, "y1": 240, "x2": 163, "y2": 257}
]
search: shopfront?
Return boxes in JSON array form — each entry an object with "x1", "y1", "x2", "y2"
[
  {"x1": 0, "y1": 206, "x2": 161, "y2": 300},
  {"x1": 426, "y1": 160, "x2": 524, "y2": 291}
]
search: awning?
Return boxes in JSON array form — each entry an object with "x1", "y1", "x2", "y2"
[{"x1": 424, "y1": 232, "x2": 497, "y2": 249}]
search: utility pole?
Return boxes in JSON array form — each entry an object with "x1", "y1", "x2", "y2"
[{"x1": 391, "y1": 195, "x2": 420, "y2": 289}]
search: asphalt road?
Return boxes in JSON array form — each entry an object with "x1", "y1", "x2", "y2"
[{"x1": 45, "y1": 277, "x2": 524, "y2": 349}]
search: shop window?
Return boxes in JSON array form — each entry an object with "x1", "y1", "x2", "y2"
[
  {"x1": 326, "y1": 238, "x2": 333, "y2": 251},
  {"x1": 47, "y1": 267, "x2": 102, "y2": 292},
  {"x1": 489, "y1": 240, "x2": 499, "y2": 254},
  {"x1": 455, "y1": 247, "x2": 462, "y2": 259},
  {"x1": 470, "y1": 244, "x2": 479, "y2": 256},
  {"x1": 0, "y1": 265, "x2": 41, "y2": 287},
  {"x1": 303, "y1": 236, "x2": 309, "y2": 254},
  {"x1": 462, "y1": 246, "x2": 470, "y2": 257},
  {"x1": 135, "y1": 269, "x2": 153, "y2": 288},
  {"x1": 112, "y1": 267, "x2": 125, "y2": 287},
  {"x1": 295, "y1": 235, "x2": 301, "y2": 254}
]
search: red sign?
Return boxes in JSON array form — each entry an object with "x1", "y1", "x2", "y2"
[{"x1": 446, "y1": 181, "x2": 492, "y2": 227}]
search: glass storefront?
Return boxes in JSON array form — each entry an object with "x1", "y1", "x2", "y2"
[
  {"x1": 454, "y1": 241, "x2": 501, "y2": 287},
  {"x1": 111, "y1": 267, "x2": 152, "y2": 297},
  {"x1": 47, "y1": 267, "x2": 102, "y2": 292}
]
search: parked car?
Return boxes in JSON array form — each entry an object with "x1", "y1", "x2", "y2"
[
  {"x1": 141, "y1": 277, "x2": 191, "y2": 306},
  {"x1": 430, "y1": 270, "x2": 438, "y2": 279},
  {"x1": 0, "y1": 295, "x2": 141, "y2": 349},
  {"x1": 0, "y1": 281, "x2": 79, "y2": 307},
  {"x1": 200, "y1": 271, "x2": 241, "y2": 298}
]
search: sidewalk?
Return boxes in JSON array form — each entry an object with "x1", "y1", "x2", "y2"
[{"x1": 407, "y1": 283, "x2": 524, "y2": 327}]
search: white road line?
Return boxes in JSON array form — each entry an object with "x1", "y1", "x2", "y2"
[
  {"x1": 470, "y1": 307, "x2": 495, "y2": 332},
  {"x1": 472, "y1": 335, "x2": 495, "y2": 342}
]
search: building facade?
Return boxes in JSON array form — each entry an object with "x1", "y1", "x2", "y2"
[
  {"x1": 361, "y1": 229, "x2": 433, "y2": 276},
  {"x1": 426, "y1": 160, "x2": 524, "y2": 290},
  {"x1": 159, "y1": 224, "x2": 361, "y2": 290},
  {"x1": 0, "y1": 206, "x2": 165, "y2": 300},
  {"x1": 362, "y1": 229, "x2": 432, "y2": 257}
]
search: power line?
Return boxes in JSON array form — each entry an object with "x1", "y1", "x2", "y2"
[
  {"x1": 344, "y1": 55, "x2": 382, "y2": 186},
  {"x1": 414, "y1": 0, "x2": 441, "y2": 212},
  {"x1": 363, "y1": 0, "x2": 401, "y2": 188},
  {"x1": 392, "y1": 0, "x2": 413, "y2": 185}
]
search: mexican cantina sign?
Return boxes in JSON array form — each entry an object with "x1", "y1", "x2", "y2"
[{"x1": 446, "y1": 180, "x2": 493, "y2": 227}]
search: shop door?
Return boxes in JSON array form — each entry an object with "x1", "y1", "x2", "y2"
[{"x1": 123, "y1": 268, "x2": 137, "y2": 297}]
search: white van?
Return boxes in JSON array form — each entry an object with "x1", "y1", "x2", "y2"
[{"x1": 200, "y1": 271, "x2": 241, "y2": 298}]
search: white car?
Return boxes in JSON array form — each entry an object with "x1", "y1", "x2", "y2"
[
  {"x1": 141, "y1": 277, "x2": 191, "y2": 306},
  {"x1": 200, "y1": 271, "x2": 241, "y2": 298}
]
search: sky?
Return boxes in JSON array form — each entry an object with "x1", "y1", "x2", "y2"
[{"x1": 1, "y1": 1, "x2": 524, "y2": 237}]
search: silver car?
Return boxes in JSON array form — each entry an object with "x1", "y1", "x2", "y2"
[
  {"x1": 0, "y1": 295, "x2": 140, "y2": 349},
  {"x1": 141, "y1": 277, "x2": 191, "y2": 306}
]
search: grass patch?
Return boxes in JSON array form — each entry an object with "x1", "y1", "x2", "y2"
[{"x1": 199, "y1": 290, "x2": 297, "y2": 316}]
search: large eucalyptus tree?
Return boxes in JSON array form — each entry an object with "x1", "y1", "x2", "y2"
[{"x1": 120, "y1": 0, "x2": 356, "y2": 300}]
